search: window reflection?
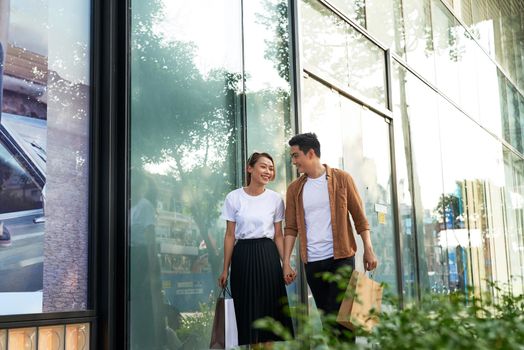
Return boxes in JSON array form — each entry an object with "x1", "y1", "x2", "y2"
[
  {"x1": 503, "y1": 149, "x2": 524, "y2": 296},
  {"x1": 130, "y1": 0, "x2": 293, "y2": 348},
  {"x1": 365, "y1": 0, "x2": 404, "y2": 53},
  {"x1": 321, "y1": 0, "x2": 524, "y2": 157},
  {"x1": 403, "y1": 73, "x2": 447, "y2": 294},
  {"x1": 431, "y1": 0, "x2": 460, "y2": 103},
  {"x1": 395, "y1": 58, "x2": 524, "y2": 298},
  {"x1": 391, "y1": 62, "x2": 417, "y2": 301},
  {"x1": 300, "y1": 0, "x2": 386, "y2": 107},
  {"x1": 302, "y1": 76, "x2": 397, "y2": 293},
  {"x1": 402, "y1": 0, "x2": 436, "y2": 84},
  {"x1": 438, "y1": 100, "x2": 504, "y2": 297},
  {"x1": 0, "y1": 0, "x2": 91, "y2": 315},
  {"x1": 130, "y1": 0, "x2": 241, "y2": 346},
  {"x1": 245, "y1": 0, "x2": 294, "y2": 195}
]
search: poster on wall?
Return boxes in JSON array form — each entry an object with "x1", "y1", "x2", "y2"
[
  {"x1": 0, "y1": 0, "x2": 91, "y2": 315},
  {"x1": 0, "y1": 0, "x2": 48, "y2": 315}
]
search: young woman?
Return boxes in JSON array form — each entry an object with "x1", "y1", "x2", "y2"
[{"x1": 218, "y1": 152, "x2": 294, "y2": 346}]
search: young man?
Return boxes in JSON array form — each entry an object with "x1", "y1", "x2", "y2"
[{"x1": 282, "y1": 132, "x2": 378, "y2": 334}]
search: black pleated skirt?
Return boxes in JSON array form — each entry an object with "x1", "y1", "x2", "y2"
[{"x1": 230, "y1": 238, "x2": 294, "y2": 345}]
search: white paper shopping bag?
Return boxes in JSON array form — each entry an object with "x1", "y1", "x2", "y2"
[{"x1": 224, "y1": 298, "x2": 238, "y2": 349}]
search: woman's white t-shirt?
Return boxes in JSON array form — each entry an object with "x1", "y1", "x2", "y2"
[{"x1": 221, "y1": 188, "x2": 285, "y2": 240}]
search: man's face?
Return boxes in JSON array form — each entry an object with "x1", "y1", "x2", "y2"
[{"x1": 290, "y1": 145, "x2": 311, "y2": 174}]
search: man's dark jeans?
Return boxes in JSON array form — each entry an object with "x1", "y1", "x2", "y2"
[{"x1": 305, "y1": 256, "x2": 355, "y2": 340}]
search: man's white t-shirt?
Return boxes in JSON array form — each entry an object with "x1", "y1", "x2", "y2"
[
  {"x1": 221, "y1": 188, "x2": 285, "y2": 240},
  {"x1": 303, "y1": 173, "x2": 334, "y2": 261},
  {"x1": 130, "y1": 197, "x2": 157, "y2": 246}
]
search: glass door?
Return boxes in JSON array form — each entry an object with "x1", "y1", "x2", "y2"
[{"x1": 302, "y1": 75, "x2": 398, "y2": 293}]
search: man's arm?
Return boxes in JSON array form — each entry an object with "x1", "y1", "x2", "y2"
[
  {"x1": 283, "y1": 235, "x2": 297, "y2": 284},
  {"x1": 360, "y1": 229, "x2": 377, "y2": 271},
  {"x1": 346, "y1": 174, "x2": 378, "y2": 271}
]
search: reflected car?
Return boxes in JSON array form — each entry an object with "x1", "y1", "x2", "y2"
[{"x1": 0, "y1": 224, "x2": 11, "y2": 247}]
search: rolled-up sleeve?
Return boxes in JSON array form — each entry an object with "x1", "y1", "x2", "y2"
[
  {"x1": 284, "y1": 185, "x2": 298, "y2": 237},
  {"x1": 346, "y1": 174, "x2": 370, "y2": 234}
]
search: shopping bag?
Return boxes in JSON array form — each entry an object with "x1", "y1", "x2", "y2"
[
  {"x1": 337, "y1": 270, "x2": 383, "y2": 332},
  {"x1": 210, "y1": 288, "x2": 238, "y2": 349}
]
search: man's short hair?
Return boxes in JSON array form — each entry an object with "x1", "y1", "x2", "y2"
[{"x1": 288, "y1": 133, "x2": 321, "y2": 158}]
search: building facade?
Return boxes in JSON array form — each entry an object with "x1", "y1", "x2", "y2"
[{"x1": 0, "y1": 0, "x2": 523, "y2": 348}]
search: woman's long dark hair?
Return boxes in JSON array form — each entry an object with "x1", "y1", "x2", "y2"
[{"x1": 246, "y1": 152, "x2": 275, "y2": 186}]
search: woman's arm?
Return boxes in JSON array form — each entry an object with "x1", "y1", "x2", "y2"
[
  {"x1": 218, "y1": 221, "x2": 236, "y2": 287},
  {"x1": 273, "y1": 221, "x2": 285, "y2": 261}
]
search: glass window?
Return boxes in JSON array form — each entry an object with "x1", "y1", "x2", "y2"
[
  {"x1": 365, "y1": 0, "x2": 405, "y2": 54},
  {"x1": 302, "y1": 76, "x2": 398, "y2": 295},
  {"x1": 438, "y1": 99, "x2": 505, "y2": 297},
  {"x1": 243, "y1": 0, "x2": 299, "y2": 311},
  {"x1": 499, "y1": 72, "x2": 511, "y2": 144},
  {"x1": 401, "y1": 69, "x2": 447, "y2": 295},
  {"x1": 503, "y1": 149, "x2": 524, "y2": 296},
  {"x1": 300, "y1": 1, "x2": 351, "y2": 90},
  {"x1": 505, "y1": 77, "x2": 523, "y2": 153},
  {"x1": 340, "y1": 99, "x2": 397, "y2": 291},
  {"x1": 477, "y1": 52, "x2": 502, "y2": 137},
  {"x1": 244, "y1": 0, "x2": 294, "y2": 194},
  {"x1": 130, "y1": 1, "x2": 243, "y2": 348},
  {"x1": 391, "y1": 61, "x2": 417, "y2": 301},
  {"x1": 300, "y1": 0, "x2": 386, "y2": 107},
  {"x1": 402, "y1": 0, "x2": 436, "y2": 85},
  {"x1": 470, "y1": 0, "x2": 496, "y2": 56},
  {"x1": 325, "y1": 0, "x2": 366, "y2": 27},
  {"x1": 130, "y1": 0, "x2": 294, "y2": 348},
  {"x1": 499, "y1": 10, "x2": 516, "y2": 86},
  {"x1": 455, "y1": 25, "x2": 480, "y2": 120},
  {"x1": 0, "y1": 0, "x2": 91, "y2": 315},
  {"x1": 431, "y1": 0, "x2": 460, "y2": 103}
]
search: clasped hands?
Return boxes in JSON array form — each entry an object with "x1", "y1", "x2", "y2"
[{"x1": 282, "y1": 263, "x2": 296, "y2": 285}]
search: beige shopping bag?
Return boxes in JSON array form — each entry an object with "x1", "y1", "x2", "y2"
[{"x1": 337, "y1": 270, "x2": 383, "y2": 332}]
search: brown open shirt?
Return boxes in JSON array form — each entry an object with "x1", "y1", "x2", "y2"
[{"x1": 284, "y1": 164, "x2": 370, "y2": 263}]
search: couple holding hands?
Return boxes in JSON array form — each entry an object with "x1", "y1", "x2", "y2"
[{"x1": 218, "y1": 133, "x2": 378, "y2": 346}]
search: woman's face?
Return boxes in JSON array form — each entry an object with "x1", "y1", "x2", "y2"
[{"x1": 248, "y1": 156, "x2": 274, "y2": 186}]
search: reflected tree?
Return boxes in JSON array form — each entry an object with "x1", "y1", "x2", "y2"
[
  {"x1": 131, "y1": 0, "x2": 241, "y2": 280},
  {"x1": 256, "y1": 0, "x2": 290, "y2": 82},
  {"x1": 0, "y1": 158, "x2": 12, "y2": 193},
  {"x1": 436, "y1": 193, "x2": 461, "y2": 228}
]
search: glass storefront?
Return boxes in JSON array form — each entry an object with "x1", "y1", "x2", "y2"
[
  {"x1": 315, "y1": 0, "x2": 524, "y2": 302},
  {"x1": 119, "y1": 0, "x2": 524, "y2": 346},
  {"x1": 130, "y1": 1, "x2": 241, "y2": 348},
  {"x1": 320, "y1": 0, "x2": 524, "y2": 156},
  {"x1": 129, "y1": 0, "x2": 294, "y2": 348},
  {"x1": 392, "y1": 59, "x2": 524, "y2": 298},
  {"x1": 297, "y1": 0, "x2": 524, "y2": 305},
  {"x1": 2, "y1": 0, "x2": 523, "y2": 347}
]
